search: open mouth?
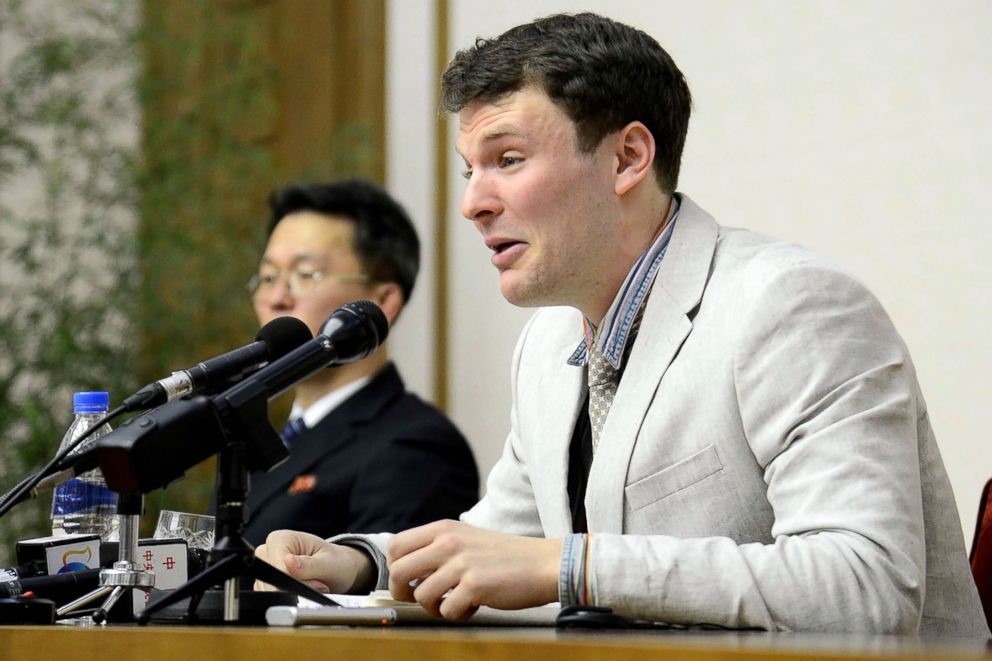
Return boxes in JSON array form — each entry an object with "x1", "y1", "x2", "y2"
[
  {"x1": 492, "y1": 240, "x2": 521, "y2": 254},
  {"x1": 488, "y1": 240, "x2": 527, "y2": 269}
]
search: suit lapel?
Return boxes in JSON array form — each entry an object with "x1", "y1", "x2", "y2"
[
  {"x1": 585, "y1": 198, "x2": 719, "y2": 533},
  {"x1": 248, "y1": 416, "x2": 354, "y2": 508},
  {"x1": 247, "y1": 364, "x2": 405, "y2": 512},
  {"x1": 533, "y1": 340, "x2": 586, "y2": 537}
]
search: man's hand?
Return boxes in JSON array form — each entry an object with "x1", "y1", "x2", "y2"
[
  {"x1": 254, "y1": 529, "x2": 375, "y2": 594},
  {"x1": 387, "y1": 520, "x2": 562, "y2": 621}
]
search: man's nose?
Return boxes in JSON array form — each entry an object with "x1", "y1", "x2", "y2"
[
  {"x1": 460, "y1": 170, "x2": 502, "y2": 223},
  {"x1": 259, "y1": 277, "x2": 294, "y2": 309}
]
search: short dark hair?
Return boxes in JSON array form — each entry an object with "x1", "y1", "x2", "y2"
[
  {"x1": 267, "y1": 179, "x2": 420, "y2": 304},
  {"x1": 441, "y1": 13, "x2": 691, "y2": 193}
]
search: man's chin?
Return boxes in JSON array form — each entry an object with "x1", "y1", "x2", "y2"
[{"x1": 499, "y1": 276, "x2": 549, "y2": 309}]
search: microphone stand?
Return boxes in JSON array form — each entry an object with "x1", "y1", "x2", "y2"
[
  {"x1": 93, "y1": 300, "x2": 390, "y2": 624},
  {"x1": 55, "y1": 494, "x2": 155, "y2": 623},
  {"x1": 135, "y1": 431, "x2": 338, "y2": 624}
]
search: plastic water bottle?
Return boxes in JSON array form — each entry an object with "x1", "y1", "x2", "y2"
[{"x1": 50, "y1": 391, "x2": 119, "y2": 541}]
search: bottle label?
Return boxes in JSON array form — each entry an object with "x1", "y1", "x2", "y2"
[{"x1": 51, "y1": 478, "x2": 118, "y2": 515}]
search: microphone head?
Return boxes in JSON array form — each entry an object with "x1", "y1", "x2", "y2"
[
  {"x1": 255, "y1": 316, "x2": 313, "y2": 361},
  {"x1": 318, "y1": 300, "x2": 389, "y2": 364},
  {"x1": 343, "y1": 300, "x2": 389, "y2": 343}
]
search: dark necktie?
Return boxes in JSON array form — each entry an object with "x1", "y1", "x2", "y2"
[{"x1": 280, "y1": 417, "x2": 307, "y2": 448}]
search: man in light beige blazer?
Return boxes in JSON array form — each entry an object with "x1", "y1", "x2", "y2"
[{"x1": 255, "y1": 13, "x2": 989, "y2": 635}]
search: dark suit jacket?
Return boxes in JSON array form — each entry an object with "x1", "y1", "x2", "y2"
[{"x1": 242, "y1": 363, "x2": 478, "y2": 546}]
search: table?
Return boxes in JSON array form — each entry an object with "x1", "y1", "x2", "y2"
[{"x1": 2, "y1": 624, "x2": 990, "y2": 661}]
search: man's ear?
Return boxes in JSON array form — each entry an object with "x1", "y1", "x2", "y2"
[
  {"x1": 368, "y1": 281, "x2": 405, "y2": 327},
  {"x1": 613, "y1": 121, "x2": 655, "y2": 196}
]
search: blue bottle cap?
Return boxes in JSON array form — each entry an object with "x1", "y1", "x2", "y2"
[{"x1": 73, "y1": 391, "x2": 110, "y2": 414}]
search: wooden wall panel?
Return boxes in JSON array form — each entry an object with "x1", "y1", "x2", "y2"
[{"x1": 138, "y1": 0, "x2": 385, "y2": 521}]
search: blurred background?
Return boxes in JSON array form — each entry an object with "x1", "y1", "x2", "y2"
[{"x1": 0, "y1": 0, "x2": 989, "y2": 566}]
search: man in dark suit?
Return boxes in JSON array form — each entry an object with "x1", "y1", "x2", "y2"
[{"x1": 242, "y1": 179, "x2": 478, "y2": 546}]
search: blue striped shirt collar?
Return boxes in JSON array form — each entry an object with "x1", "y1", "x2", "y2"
[{"x1": 567, "y1": 195, "x2": 681, "y2": 369}]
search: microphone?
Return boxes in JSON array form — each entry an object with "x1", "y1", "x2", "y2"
[
  {"x1": 93, "y1": 301, "x2": 389, "y2": 495},
  {"x1": 220, "y1": 299, "x2": 390, "y2": 407},
  {"x1": 121, "y1": 316, "x2": 312, "y2": 412},
  {"x1": 318, "y1": 299, "x2": 390, "y2": 364},
  {"x1": 0, "y1": 568, "x2": 101, "y2": 600}
]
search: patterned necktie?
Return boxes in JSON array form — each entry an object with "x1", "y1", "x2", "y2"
[
  {"x1": 280, "y1": 417, "x2": 308, "y2": 448},
  {"x1": 587, "y1": 344, "x2": 619, "y2": 455},
  {"x1": 587, "y1": 306, "x2": 645, "y2": 454}
]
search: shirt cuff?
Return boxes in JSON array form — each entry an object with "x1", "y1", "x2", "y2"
[
  {"x1": 328, "y1": 533, "x2": 391, "y2": 592},
  {"x1": 559, "y1": 533, "x2": 593, "y2": 606}
]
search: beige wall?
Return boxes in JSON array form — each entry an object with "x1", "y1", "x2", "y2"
[
  {"x1": 387, "y1": 0, "x2": 992, "y2": 543},
  {"x1": 385, "y1": 1, "x2": 440, "y2": 399}
]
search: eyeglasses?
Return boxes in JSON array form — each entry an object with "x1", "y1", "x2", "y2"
[{"x1": 247, "y1": 268, "x2": 371, "y2": 299}]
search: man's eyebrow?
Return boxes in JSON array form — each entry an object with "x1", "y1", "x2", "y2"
[
  {"x1": 481, "y1": 127, "x2": 526, "y2": 141},
  {"x1": 456, "y1": 127, "x2": 528, "y2": 159},
  {"x1": 259, "y1": 253, "x2": 328, "y2": 267}
]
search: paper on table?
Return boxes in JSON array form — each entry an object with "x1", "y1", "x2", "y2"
[
  {"x1": 298, "y1": 593, "x2": 366, "y2": 608},
  {"x1": 299, "y1": 590, "x2": 405, "y2": 608},
  {"x1": 294, "y1": 590, "x2": 561, "y2": 626}
]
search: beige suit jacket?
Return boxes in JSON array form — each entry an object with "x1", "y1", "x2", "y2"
[{"x1": 456, "y1": 195, "x2": 988, "y2": 635}]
